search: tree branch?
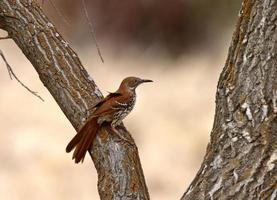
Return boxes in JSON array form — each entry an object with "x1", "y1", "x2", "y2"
[
  {"x1": 181, "y1": 0, "x2": 277, "y2": 199},
  {"x1": 46, "y1": 0, "x2": 70, "y2": 27},
  {"x1": 0, "y1": 0, "x2": 149, "y2": 199},
  {"x1": 0, "y1": 49, "x2": 44, "y2": 101},
  {"x1": 81, "y1": 0, "x2": 104, "y2": 63}
]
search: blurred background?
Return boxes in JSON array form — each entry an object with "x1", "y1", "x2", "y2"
[{"x1": 0, "y1": 0, "x2": 241, "y2": 199}]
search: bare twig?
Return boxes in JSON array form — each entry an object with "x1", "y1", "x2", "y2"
[
  {"x1": 47, "y1": 0, "x2": 70, "y2": 27},
  {"x1": 0, "y1": 49, "x2": 44, "y2": 101},
  {"x1": 0, "y1": 49, "x2": 12, "y2": 79},
  {"x1": 81, "y1": 0, "x2": 104, "y2": 63}
]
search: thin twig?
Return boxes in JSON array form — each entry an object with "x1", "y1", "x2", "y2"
[
  {"x1": 47, "y1": 0, "x2": 70, "y2": 27},
  {"x1": 81, "y1": 0, "x2": 104, "y2": 63},
  {"x1": 0, "y1": 49, "x2": 12, "y2": 79},
  {"x1": 0, "y1": 50, "x2": 44, "y2": 101}
]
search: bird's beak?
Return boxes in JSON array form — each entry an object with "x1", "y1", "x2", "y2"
[{"x1": 140, "y1": 79, "x2": 153, "y2": 83}]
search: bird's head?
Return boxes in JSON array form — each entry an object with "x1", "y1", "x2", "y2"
[{"x1": 120, "y1": 76, "x2": 153, "y2": 91}]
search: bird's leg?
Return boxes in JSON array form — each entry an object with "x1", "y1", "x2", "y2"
[{"x1": 110, "y1": 124, "x2": 134, "y2": 145}]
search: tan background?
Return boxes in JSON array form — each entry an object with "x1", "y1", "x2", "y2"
[{"x1": 0, "y1": 0, "x2": 240, "y2": 199}]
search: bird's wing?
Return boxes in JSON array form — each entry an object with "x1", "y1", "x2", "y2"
[
  {"x1": 90, "y1": 92, "x2": 121, "y2": 110},
  {"x1": 93, "y1": 93, "x2": 130, "y2": 117}
]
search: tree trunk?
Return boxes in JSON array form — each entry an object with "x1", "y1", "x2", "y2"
[
  {"x1": 182, "y1": 0, "x2": 277, "y2": 199},
  {"x1": 0, "y1": 0, "x2": 149, "y2": 199}
]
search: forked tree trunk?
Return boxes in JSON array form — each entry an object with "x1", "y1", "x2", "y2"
[
  {"x1": 182, "y1": 0, "x2": 277, "y2": 199},
  {"x1": 1, "y1": 0, "x2": 276, "y2": 199},
  {"x1": 0, "y1": 0, "x2": 149, "y2": 199}
]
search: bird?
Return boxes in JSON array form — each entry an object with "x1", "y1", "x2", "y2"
[{"x1": 66, "y1": 76, "x2": 153, "y2": 163}]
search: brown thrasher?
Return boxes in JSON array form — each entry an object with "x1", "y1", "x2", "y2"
[{"x1": 66, "y1": 77, "x2": 153, "y2": 163}]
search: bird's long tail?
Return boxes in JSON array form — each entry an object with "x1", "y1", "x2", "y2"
[{"x1": 66, "y1": 117, "x2": 99, "y2": 163}]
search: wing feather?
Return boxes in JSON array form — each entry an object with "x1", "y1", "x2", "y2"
[
  {"x1": 91, "y1": 92, "x2": 121, "y2": 109},
  {"x1": 93, "y1": 93, "x2": 130, "y2": 117}
]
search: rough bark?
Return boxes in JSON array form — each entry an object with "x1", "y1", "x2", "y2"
[
  {"x1": 0, "y1": 1, "x2": 149, "y2": 199},
  {"x1": 182, "y1": 0, "x2": 277, "y2": 199}
]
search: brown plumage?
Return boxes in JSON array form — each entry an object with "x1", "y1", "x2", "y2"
[{"x1": 66, "y1": 77, "x2": 153, "y2": 163}]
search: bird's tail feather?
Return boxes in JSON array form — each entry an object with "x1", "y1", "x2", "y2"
[{"x1": 66, "y1": 117, "x2": 99, "y2": 163}]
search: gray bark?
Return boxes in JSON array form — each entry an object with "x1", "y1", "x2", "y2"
[
  {"x1": 182, "y1": 0, "x2": 277, "y2": 199},
  {"x1": 0, "y1": 0, "x2": 149, "y2": 199}
]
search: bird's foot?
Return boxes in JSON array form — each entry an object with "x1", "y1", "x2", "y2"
[{"x1": 111, "y1": 126, "x2": 135, "y2": 146}]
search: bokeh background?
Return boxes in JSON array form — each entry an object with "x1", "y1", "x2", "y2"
[{"x1": 0, "y1": 0, "x2": 241, "y2": 199}]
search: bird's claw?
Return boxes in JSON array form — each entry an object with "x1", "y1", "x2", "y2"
[
  {"x1": 111, "y1": 126, "x2": 135, "y2": 146},
  {"x1": 114, "y1": 135, "x2": 135, "y2": 146}
]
